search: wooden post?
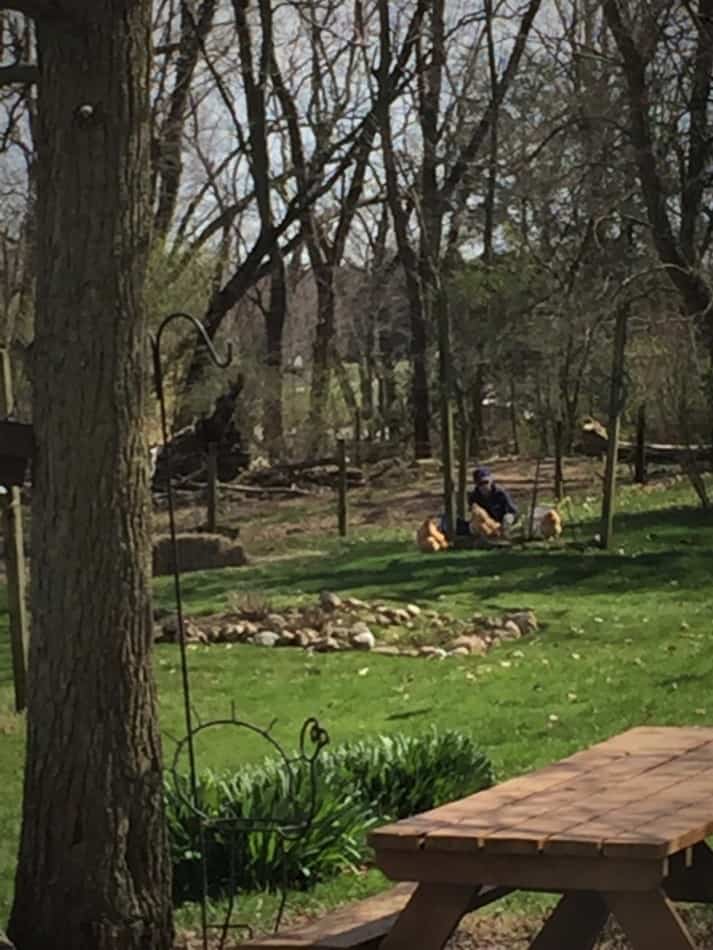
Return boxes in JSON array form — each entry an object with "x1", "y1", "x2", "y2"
[
  {"x1": 528, "y1": 456, "x2": 542, "y2": 540},
  {"x1": 437, "y1": 288, "x2": 455, "y2": 540},
  {"x1": 337, "y1": 437, "x2": 348, "y2": 537},
  {"x1": 354, "y1": 408, "x2": 362, "y2": 467},
  {"x1": 634, "y1": 403, "x2": 647, "y2": 484},
  {"x1": 554, "y1": 418, "x2": 564, "y2": 501},
  {"x1": 456, "y1": 389, "x2": 469, "y2": 522},
  {"x1": 0, "y1": 348, "x2": 29, "y2": 713},
  {"x1": 600, "y1": 304, "x2": 629, "y2": 549},
  {"x1": 509, "y1": 375, "x2": 520, "y2": 455},
  {"x1": 206, "y1": 441, "x2": 218, "y2": 532}
]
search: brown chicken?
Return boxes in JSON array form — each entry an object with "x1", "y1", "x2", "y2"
[
  {"x1": 416, "y1": 518, "x2": 449, "y2": 552},
  {"x1": 540, "y1": 509, "x2": 563, "y2": 539},
  {"x1": 469, "y1": 503, "x2": 503, "y2": 540}
]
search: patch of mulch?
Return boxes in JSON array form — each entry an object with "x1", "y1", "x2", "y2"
[
  {"x1": 177, "y1": 905, "x2": 713, "y2": 949},
  {"x1": 447, "y1": 905, "x2": 713, "y2": 948}
]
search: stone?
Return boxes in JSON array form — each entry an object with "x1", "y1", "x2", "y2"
[
  {"x1": 278, "y1": 631, "x2": 297, "y2": 646},
  {"x1": 265, "y1": 613, "x2": 288, "y2": 630},
  {"x1": 254, "y1": 631, "x2": 280, "y2": 647},
  {"x1": 449, "y1": 635, "x2": 488, "y2": 655},
  {"x1": 352, "y1": 630, "x2": 376, "y2": 651},
  {"x1": 350, "y1": 620, "x2": 373, "y2": 637},
  {"x1": 393, "y1": 608, "x2": 411, "y2": 623},
  {"x1": 345, "y1": 596, "x2": 367, "y2": 609},
  {"x1": 294, "y1": 631, "x2": 313, "y2": 648},
  {"x1": 242, "y1": 620, "x2": 259, "y2": 636},
  {"x1": 501, "y1": 620, "x2": 523, "y2": 640},
  {"x1": 419, "y1": 645, "x2": 447, "y2": 658},
  {"x1": 219, "y1": 623, "x2": 246, "y2": 643},
  {"x1": 448, "y1": 647, "x2": 470, "y2": 657},
  {"x1": 405, "y1": 603, "x2": 422, "y2": 617},
  {"x1": 373, "y1": 645, "x2": 402, "y2": 656},
  {"x1": 320, "y1": 590, "x2": 342, "y2": 610},
  {"x1": 313, "y1": 636, "x2": 341, "y2": 653},
  {"x1": 161, "y1": 614, "x2": 180, "y2": 637},
  {"x1": 375, "y1": 612, "x2": 392, "y2": 626},
  {"x1": 508, "y1": 610, "x2": 538, "y2": 636}
]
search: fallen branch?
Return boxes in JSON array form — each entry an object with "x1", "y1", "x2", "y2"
[{"x1": 219, "y1": 482, "x2": 312, "y2": 497}]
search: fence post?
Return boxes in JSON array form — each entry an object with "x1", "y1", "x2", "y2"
[
  {"x1": 206, "y1": 441, "x2": 218, "y2": 532},
  {"x1": 634, "y1": 403, "x2": 647, "y2": 484},
  {"x1": 337, "y1": 438, "x2": 348, "y2": 537},
  {"x1": 354, "y1": 408, "x2": 362, "y2": 468},
  {"x1": 554, "y1": 418, "x2": 564, "y2": 501},
  {"x1": 0, "y1": 348, "x2": 29, "y2": 713},
  {"x1": 601, "y1": 304, "x2": 629, "y2": 549}
]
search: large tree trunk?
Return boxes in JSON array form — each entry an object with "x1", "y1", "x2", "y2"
[{"x1": 9, "y1": 5, "x2": 173, "y2": 950}]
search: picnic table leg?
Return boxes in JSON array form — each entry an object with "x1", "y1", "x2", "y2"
[
  {"x1": 606, "y1": 890, "x2": 698, "y2": 949},
  {"x1": 665, "y1": 843, "x2": 713, "y2": 903},
  {"x1": 379, "y1": 882, "x2": 481, "y2": 950},
  {"x1": 529, "y1": 892, "x2": 609, "y2": 949}
]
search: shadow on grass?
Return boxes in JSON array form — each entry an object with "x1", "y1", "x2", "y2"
[{"x1": 152, "y1": 502, "x2": 713, "y2": 615}]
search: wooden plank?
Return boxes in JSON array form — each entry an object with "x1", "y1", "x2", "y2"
[
  {"x1": 376, "y1": 848, "x2": 666, "y2": 893},
  {"x1": 239, "y1": 884, "x2": 416, "y2": 948},
  {"x1": 240, "y1": 884, "x2": 512, "y2": 949},
  {"x1": 529, "y1": 892, "x2": 609, "y2": 949},
  {"x1": 606, "y1": 890, "x2": 697, "y2": 949},
  {"x1": 372, "y1": 727, "x2": 713, "y2": 864}
]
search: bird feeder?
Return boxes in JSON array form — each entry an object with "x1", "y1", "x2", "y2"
[{"x1": 0, "y1": 420, "x2": 34, "y2": 487}]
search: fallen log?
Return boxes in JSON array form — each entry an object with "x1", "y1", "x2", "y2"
[
  {"x1": 576, "y1": 418, "x2": 712, "y2": 463},
  {"x1": 246, "y1": 463, "x2": 364, "y2": 488},
  {"x1": 219, "y1": 482, "x2": 312, "y2": 498}
]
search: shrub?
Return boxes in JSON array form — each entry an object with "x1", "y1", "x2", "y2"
[{"x1": 166, "y1": 728, "x2": 493, "y2": 903}]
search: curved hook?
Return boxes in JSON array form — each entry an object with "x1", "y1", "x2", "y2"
[{"x1": 151, "y1": 311, "x2": 232, "y2": 395}]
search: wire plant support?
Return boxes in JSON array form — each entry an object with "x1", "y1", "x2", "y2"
[{"x1": 151, "y1": 313, "x2": 330, "y2": 950}]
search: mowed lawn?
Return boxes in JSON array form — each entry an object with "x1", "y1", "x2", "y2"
[{"x1": 2, "y1": 478, "x2": 713, "y2": 927}]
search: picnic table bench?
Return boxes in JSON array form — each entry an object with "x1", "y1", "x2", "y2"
[{"x1": 242, "y1": 726, "x2": 713, "y2": 949}]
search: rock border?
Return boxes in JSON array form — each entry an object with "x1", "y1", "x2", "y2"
[{"x1": 155, "y1": 590, "x2": 538, "y2": 659}]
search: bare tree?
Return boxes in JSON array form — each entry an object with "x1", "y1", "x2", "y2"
[{"x1": 602, "y1": 0, "x2": 713, "y2": 329}]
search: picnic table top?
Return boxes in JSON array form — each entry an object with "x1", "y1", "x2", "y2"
[{"x1": 370, "y1": 726, "x2": 713, "y2": 862}]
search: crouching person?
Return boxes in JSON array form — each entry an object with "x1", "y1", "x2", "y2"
[{"x1": 468, "y1": 466, "x2": 518, "y2": 541}]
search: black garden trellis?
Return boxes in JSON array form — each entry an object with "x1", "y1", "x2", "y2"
[{"x1": 151, "y1": 313, "x2": 329, "y2": 949}]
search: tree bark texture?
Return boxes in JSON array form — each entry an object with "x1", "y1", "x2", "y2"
[{"x1": 9, "y1": 4, "x2": 173, "y2": 949}]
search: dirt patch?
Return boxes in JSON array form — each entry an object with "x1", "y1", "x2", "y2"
[{"x1": 152, "y1": 455, "x2": 606, "y2": 557}]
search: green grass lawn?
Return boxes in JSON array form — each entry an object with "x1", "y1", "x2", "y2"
[{"x1": 3, "y1": 478, "x2": 713, "y2": 932}]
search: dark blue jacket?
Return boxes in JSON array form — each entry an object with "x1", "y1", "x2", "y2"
[{"x1": 467, "y1": 482, "x2": 518, "y2": 524}]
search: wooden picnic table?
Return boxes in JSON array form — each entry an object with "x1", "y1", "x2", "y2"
[{"x1": 370, "y1": 726, "x2": 713, "y2": 948}]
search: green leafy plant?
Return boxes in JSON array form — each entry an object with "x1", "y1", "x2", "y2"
[{"x1": 165, "y1": 728, "x2": 493, "y2": 903}]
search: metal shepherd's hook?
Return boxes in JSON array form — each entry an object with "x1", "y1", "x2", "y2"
[{"x1": 150, "y1": 312, "x2": 232, "y2": 811}]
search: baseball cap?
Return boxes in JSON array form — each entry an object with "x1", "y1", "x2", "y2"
[{"x1": 474, "y1": 466, "x2": 491, "y2": 483}]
